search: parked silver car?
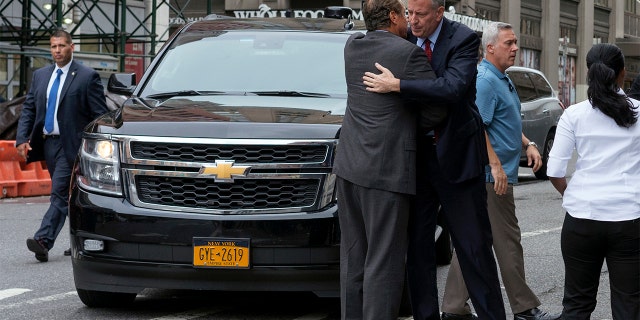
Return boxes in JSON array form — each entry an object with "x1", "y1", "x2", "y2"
[{"x1": 506, "y1": 66, "x2": 565, "y2": 180}]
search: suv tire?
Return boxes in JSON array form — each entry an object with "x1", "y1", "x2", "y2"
[
  {"x1": 77, "y1": 289, "x2": 136, "y2": 308},
  {"x1": 534, "y1": 131, "x2": 555, "y2": 180}
]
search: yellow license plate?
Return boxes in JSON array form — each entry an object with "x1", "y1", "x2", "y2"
[{"x1": 193, "y1": 237, "x2": 250, "y2": 269}]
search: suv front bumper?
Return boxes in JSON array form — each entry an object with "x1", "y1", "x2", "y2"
[{"x1": 69, "y1": 189, "x2": 340, "y2": 297}]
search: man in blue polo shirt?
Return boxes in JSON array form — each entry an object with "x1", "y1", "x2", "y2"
[{"x1": 439, "y1": 22, "x2": 561, "y2": 320}]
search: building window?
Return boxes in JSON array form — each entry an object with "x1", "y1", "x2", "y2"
[
  {"x1": 521, "y1": 18, "x2": 541, "y2": 37},
  {"x1": 594, "y1": 0, "x2": 609, "y2": 7},
  {"x1": 476, "y1": 7, "x2": 499, "y2": 21},
  {"x1": 560, "y1": 25, "x2": 577, "y2": 44},
  {"x1": 558, "y1": 55, "x2": 576, "y2": 107},
  {"x1": 594, "y1": 32, "x2": 609, "y2": 44},
  {"x1": 472, "y1": 1, "x2": 500, "y2": 21},
  {"x1": 519, "y1": 48, "x2": 540, "y2": 70},
  {"x1": 624, "y1": 0, "x2": 636, "y2": 12}
]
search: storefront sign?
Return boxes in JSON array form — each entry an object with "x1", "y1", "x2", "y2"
[
  {"x1": 173, "y1": 5, "x2": 493, "y2": 34},
  {"x1": 233, "y1": 4, "x2": 364, "y2": 20},
  {"x1": 443, "y1": 12, "x2": 492, "y2": 33}
]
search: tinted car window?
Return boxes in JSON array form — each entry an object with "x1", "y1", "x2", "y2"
[
  {"x1": 529, "y1": 72, "x2": 553, "y2": 97},
  {"x1": 508, "y1": 71, "x2": 537, "y2": 102}
]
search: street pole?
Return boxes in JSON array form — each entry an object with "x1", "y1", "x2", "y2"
[{"x1": 562, "y1": 36, "x2": 568, "y2": 106}]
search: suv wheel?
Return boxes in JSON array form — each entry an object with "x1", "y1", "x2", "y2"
[
  {"x1": 534, "y1": 131, "x2": 555, "y2": 180},
  {"x1": 77, "y1": 289, "x2": 136, "y2": 308}
]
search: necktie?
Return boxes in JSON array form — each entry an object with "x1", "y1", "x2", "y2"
[
  {"x1": 424, "y1": 39, "x2": 433, "y2": 62},
  {"x1": 45, "y1": 69, "x2": 63, "y2": 134},
  {"x1": 424, "y1": 40, "x2": 438, "y2": 142}
]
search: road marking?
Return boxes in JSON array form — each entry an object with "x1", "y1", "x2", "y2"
[
  {"x1": 521, "y1": 226, "x2": 562, "y2": 239},
  {"x1": 0, "y1": 291, "x2": 77, "y2": 311},
  {"x1": 149, "y1": 307, "x2": 227, "y2": 320},
  {"x1": 0, "y1": 289, "x2": 31, "y2": 301}
]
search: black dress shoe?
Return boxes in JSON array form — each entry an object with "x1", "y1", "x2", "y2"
[
  {"x1": 26, "y1": 238, "x2": 49, "y2": 262},
  {"x1": 64, "y1": 248, "x2": 71, "y2": 256},
  {"x1": 441, "y1": 312, "x2": 478, "y2": 320},
  {"x1": 514, "y1": 307, "x2": 562, "y2": 320}
]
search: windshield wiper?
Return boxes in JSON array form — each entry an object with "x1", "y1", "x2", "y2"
[
  {"x1": 250, "y1": 91, "x2": 331, "y2": 98},
  {"x1": 146, "y1": 90, "x2": 330, "y2": 100},
  {"x1": 146, "y1": 90, "x2": 226, "y2": 99}
]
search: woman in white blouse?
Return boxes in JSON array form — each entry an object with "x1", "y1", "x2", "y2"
[{"x1": 546, "y1": 43, "x2": 639, "y2": 319}]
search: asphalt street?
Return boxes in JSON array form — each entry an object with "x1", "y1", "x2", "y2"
[{"x1": 0, "y1": 161, "x2": 616, "y2": 319}]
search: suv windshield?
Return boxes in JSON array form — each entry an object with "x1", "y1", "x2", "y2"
[{"x1": 142, "y1": 31, "x2": 349, "y2": 99}]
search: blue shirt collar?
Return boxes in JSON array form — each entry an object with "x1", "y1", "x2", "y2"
[
  {"x1": 480, "y1": 59, "x2": 508, "y2": 79},
  {"x1": 479, "y1": 59, "x2": 517, "y2": 94}
]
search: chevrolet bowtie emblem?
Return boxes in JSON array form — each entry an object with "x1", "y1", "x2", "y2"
[{"x1": 199, "y1": 160, "x2": 250, "y2": 182}]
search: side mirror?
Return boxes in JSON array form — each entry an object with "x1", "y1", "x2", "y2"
[
  {"x1": 107, "y1": 73, "x2": 136, "y2": 96},
  {"x1": 324, "y1": 6, "x2": 353, "y2": 19},
  {"x1": 324, "y1": 6, "x2": 355, "y2": 30}
]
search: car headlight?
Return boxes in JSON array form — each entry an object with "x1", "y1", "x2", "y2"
[{"x1": 76, "y1": 137, "x2": 122, "y2": 196}]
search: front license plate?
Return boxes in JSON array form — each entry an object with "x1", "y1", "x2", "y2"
[{"x1": 193, "y1": 237, "x2": 250, "y2": 269}]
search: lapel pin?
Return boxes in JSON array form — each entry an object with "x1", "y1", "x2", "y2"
[{"x1": 72, "y1": 72, "x2": 76, "y2": 76}]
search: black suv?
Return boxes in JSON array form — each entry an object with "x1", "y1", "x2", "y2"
[{"x1": 69, "y1": 8, "x2": 450, "y2": 307}]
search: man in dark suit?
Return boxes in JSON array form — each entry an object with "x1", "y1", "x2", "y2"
[
  {"x1": 362, "y1": 0, "x2": 506, "y2": 319},
  {"x1": 441, "y1": 22, "x2": 560, "y2": 320},
  {"x1": 16, "y1": 29, "x2": 109, "y2": 262},
  {"x1": 334, "y1": 0, "x2": 446, "y2": 318}
]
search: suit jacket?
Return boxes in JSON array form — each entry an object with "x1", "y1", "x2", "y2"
[
  {"x1": 402, "y1": 18, "x2": 488, "y2": 184},
  {"x1": 16, "y1": 60, "x2": 109, "y2": 165},
  {"x1": 333, "y1": 31, "x2": 438, "y2": 195}
]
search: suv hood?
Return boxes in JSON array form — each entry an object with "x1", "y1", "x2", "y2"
[{"x1": 92, "y1": 95, "x2": 345, "y2": 139}]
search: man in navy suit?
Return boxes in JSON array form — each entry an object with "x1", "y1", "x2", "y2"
[
  {"x1": 363, "y1": 0, "x2": 506, "y2": 319},
  {"x1": 336, "y1": 0, "x2": 447, "y2": 318},
  {"x1": 16, "y1": 29, "x2": 109, "y2": 262}
]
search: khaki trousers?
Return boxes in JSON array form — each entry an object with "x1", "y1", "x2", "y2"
[{"x1": 441, "y1": 183, "x2": 541, "y2": 315}]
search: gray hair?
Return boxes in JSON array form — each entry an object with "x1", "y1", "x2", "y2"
[{"x1": 482, "y1": 22, "x2": 512, "y2": 57}]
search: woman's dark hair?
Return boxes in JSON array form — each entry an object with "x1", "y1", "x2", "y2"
[{"x1": 586, "y1": 43, "x2": 637, "y2": 127}]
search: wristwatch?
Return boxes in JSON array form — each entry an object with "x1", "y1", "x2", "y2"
[{"x1": 526, "y1": 141, "x2": 538, "y2": 149}]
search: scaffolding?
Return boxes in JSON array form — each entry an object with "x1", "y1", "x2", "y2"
[{"x1": 0, "y1": 0, "x2": 216, "y2": 99}]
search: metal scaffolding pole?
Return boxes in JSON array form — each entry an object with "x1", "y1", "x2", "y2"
[{"x1": 0, "y1": 0, "x2": 189, "y2": 99}]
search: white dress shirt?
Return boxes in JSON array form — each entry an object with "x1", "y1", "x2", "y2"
[{"x1": 547, "y1": 91, "x2": 640, "y2": 221}]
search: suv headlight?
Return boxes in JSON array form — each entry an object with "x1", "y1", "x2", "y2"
[{"x1": 77, "y1": 137, "x2": 122, "y2": 196}]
